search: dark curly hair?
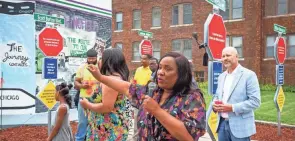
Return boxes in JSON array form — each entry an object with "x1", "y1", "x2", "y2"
[{"x1": 56, "y1": 83, "x2": 72, "y2": 108}]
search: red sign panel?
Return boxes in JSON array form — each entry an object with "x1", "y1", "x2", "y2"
[
  {"x1": 205, "y1": 13, "x2": 226, "y2": 60},
  {"x1": 139, "y1": 40, "x2": 153, "y2": 56},
  {"x1": 39, "y1": 28, "x2": 63, "y2": 56},
  {"x1": 275, "y1": 37, "x2": 286, "y2": 64}
]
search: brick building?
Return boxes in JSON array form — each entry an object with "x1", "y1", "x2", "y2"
[{"x1": 111, "y1": 0, "x2": 295, "y2": 85}]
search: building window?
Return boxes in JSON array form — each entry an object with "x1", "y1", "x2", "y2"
[
  {"x1": 172, "y1": 3, "x2": 192, "y2": 25},
  {"x1": 116, "y1": 13, "x2": 123, "y2": 30},
  {"x1": 133, "y1": 10, "x2": 141, "y2": 29},
  {"x1": 152, "y1": 7, "x2": 161, "y2": 27},
  {"x1": 226, "y1": 36, "x2": 243, "y2": 58},
  {"x1": 115, "y1": 43, "x2": 123, "y2": 50},
  {"x1": 232, "y1": 37, "x2": 243, "y2": 58},
  {"x1": 278, "y1": 0, "x2": 288, "y2": 15},
  {"x1": 132, "y1": 41, "x2": 140, "y2": 61},
  {"x1": 220, "y1": 0, "x2": 243, "y2": 20},
  {"x1": 195, "y1": 71, "x2": 205, "y2": 82},
  {"x1": 172, "y1": 39, "x2": 192, "y2": 60},
  {"x1": 265, "y1": 0, "x2": 295, "y2": 16},
  {"x1": 288, "y1": 35, "x2": 295, "y2": 57},
  {"x1": 152, "y1": 40, "x2": 161, "y2": 59},
  {"x1": 266, "y1": 36, "x2": 275, "y2": 58},
  {"x1": 265, "y1": 35, "x2": 294, "y2": 58}
]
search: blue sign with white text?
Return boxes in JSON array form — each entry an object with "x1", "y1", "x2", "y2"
[
  {"x1": 43, "y1": 58, "x2": 57, "y2": 79},
  {"x1": 208, "y1": 61, "x2": 223, "y2": 95},
  {"x1": 276, "y1": 65, "x2": 284, "y2": 85},
  {"x1": 212, "y1": 61, "x2": 223, "y2": 94}
]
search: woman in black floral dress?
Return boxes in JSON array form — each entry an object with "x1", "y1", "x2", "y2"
[{"x1": 88, "y1": 52, "x2": 206, "y2": 141}]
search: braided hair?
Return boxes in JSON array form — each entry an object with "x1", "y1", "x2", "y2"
[{"x1": 56, "y1": 83, "x2": 72, "y2": 108}]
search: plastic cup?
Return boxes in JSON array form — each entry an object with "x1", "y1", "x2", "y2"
[{"x1": 214, "y1": 100, "x2": 223, "y2": 105}]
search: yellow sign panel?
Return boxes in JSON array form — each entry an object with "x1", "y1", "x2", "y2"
[
  {"x1": 208, "y1": 111, "x2": 218, "y2": 141},
  {"x1": 37, "y1": 81, "x2": 57, "y2": 110},
  {"x1": 276, "y1": 86, "x2": 285, "y2": 112}
]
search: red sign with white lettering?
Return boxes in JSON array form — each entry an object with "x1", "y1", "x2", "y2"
[
  {"x1": 139, "y1": 40, "x2": 153, "y2": 56},
  {"x1": 205, "y1": 13, "x2": 226, "y2": 60},
  {"x1": 275, "y1": 37, "x2": 286, "y2": 64},
  {"x1": 39, "y1": 28, "x2": 63, "y2": 56}
]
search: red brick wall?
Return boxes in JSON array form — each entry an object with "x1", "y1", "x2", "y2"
[{"x1": 112, "y1": 0, "x2": 295, "y2": 85}]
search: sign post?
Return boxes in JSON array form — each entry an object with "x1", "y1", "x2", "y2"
[
  {"x1": 42, "y1": 58, "x2": 58, "y2": 79},
  {"x1": 37, "y1": 81, "x2": 57, "y2": 135},
  {"x1": 139, "y1": 39, "x2": 153, "y2": 56},
  {"x1": 274, "y1": 24, "x2": 286, "y2": 34},
  {"x1": 204, "y1": 1, "x2": 226, "y2": 140},
  {"x1": 38, "y1": 27, "x2": 63, "y2": 135},
  {"x1": 138, "y1": 30, "x2": 153, "y2": 38},
  {"x1": 208, "y1": 61, "x2": 223, "y2": 95},
  {"x1": 205, "y1": 0, "x2": 226, "y2": 12},
  {"x1": 273, "y1": 24, "x2": 286, "y2": 136},
  {"x1": 38, "y1": 27, "x2": 64, "y2": 57}
]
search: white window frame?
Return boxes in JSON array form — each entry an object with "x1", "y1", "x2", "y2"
[
  {"x1": 152, "y1": 7, "x2": 161, "y2": 27},
  {"x1": 132, "y1": 41, "x2": 140, "y2": 61},
  {"x1": 152, "y1": 40, "x2": 161, "y2": 59},
  {"x1": 172, "y1": 3, "x2": 192, "y2": 25},
  {"x1": 172, "y1": 39, "x2": 192, "y2": 60},
  {"x1": 221, "y1": 0, "x2": 243, "y2": 20},
  {"x1": 226, "y1": 36, "x2": 244, "y2": 58},
  {"x1": 133, "y1": 10, "x2": 141, "y2": 29},
  {"x1": 116, "y1": 12, "x2": 123, "y2": 31}
]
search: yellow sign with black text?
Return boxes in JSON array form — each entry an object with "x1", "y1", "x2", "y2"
[
  {"x1": 276, "y1": 86, "x2": 285, "y2": 112},
  {"x1": 208, "y1": 110, "x2": 218, "y2": 141},
  {"x1": 37, "y1": 81, "x2": 57, "y2": 110}
]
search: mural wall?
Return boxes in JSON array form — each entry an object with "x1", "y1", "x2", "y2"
[
  {"x1": 0, "y1": 1, "x2": 36, "y2": 114},
  {"x1": 34, "y1": 1, "x2": 112, "y2": 112}
]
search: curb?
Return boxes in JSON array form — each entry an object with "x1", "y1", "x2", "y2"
[{"x1": 255, "y1": 120, "x2": 295, "y2": 128}]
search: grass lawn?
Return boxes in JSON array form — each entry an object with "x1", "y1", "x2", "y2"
[{"x1": 200, "y1": 88, "x2": 295, "y2": 125}]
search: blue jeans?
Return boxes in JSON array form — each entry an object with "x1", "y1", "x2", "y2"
[
  {"x1": 218, "y1": 118, "x2": 250, "y2": 141},
  {"x1": 75, "y1": 102, "x2": 88, "y2": 141}
]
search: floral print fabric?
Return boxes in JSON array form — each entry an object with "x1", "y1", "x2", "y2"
[
  {"x1": 86, "y1": 86, "x2": 131, "y2": 141},
  {"x1": 129, "y1": 83, "x2": 206, "y2": 141}
]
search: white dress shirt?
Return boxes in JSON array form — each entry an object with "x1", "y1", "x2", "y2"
[{"x1": 221, "y1": 65, "x2": 240, "y2": 118}]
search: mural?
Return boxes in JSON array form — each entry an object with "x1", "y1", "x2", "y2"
[
  {"x1": 0, "y1": 1, "x2": 36, "y2": 115},
  {"x1": 34, "y1": 1, "x2": 112, "y2": 112}
]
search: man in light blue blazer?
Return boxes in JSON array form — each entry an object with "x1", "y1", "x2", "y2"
[{"x1": 213, "y1": 47, "x2": 261, "y2": 141}]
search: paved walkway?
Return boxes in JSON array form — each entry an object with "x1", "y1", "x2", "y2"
[{"x1": 199, "y1": 133, "x2": 212, "y2": 141}]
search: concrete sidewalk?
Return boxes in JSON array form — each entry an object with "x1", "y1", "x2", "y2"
[{"x1": 199, "y1": 133, "x2": 212, "y2": 141}]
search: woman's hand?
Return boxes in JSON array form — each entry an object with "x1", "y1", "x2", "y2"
[
  {"x1": 87, "y1": 64, "x2": 102, "y2": 81},
  {"x1": 142, "y1": 95, "x2": 161, "y2": 115},
  {"x1": 80, "y1": 98, "x2": 90, "y2": 109}
]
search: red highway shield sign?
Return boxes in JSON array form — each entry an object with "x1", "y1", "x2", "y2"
[
  {"x1": 274, "y1": 37, "x2": 286, "y2": 64},
  {"x1": 139, "y1": 39, "x2": 153, "y2": 56},
  {"x1": 204, "y1": 13, "x2": 226, "y2": 60},
  {"x1": 38, "y1": 28, "x2": 63, "y2": 56}
]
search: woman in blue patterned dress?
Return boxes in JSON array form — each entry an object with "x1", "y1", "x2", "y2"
[
  {"x1": 87, "y1": 52, "x2": 206, "y2": 141},
  {"x1": 80, "y1": 48, "x2": 131, "y2": 141}
]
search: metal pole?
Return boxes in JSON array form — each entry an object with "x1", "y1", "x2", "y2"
[
  {"x1": 48, "y1": 79, "x2": 52, "y2": 135},
  {"x1": 1, "y1": 67, "x2": 3, "y2": 130},
  {"x1": 213, "y1": 5, "x2": 220, "y2": 14},
  {"x1": 278, "y1": 110, "x2": 281, "y2": 135},
  {"x1": 48, "y1": 109, "x2": 51, "y2": 135}
]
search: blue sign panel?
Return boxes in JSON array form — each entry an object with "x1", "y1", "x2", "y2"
[
  {"x1": 208, "y1": 61, "x2": 223, "y2": 95},
  {"x1": 276, "y1": 65, "x2": 284, "y2": 85},
  {"x1": 43, "y1": 58, "x2": 57, "y2": 79}
]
